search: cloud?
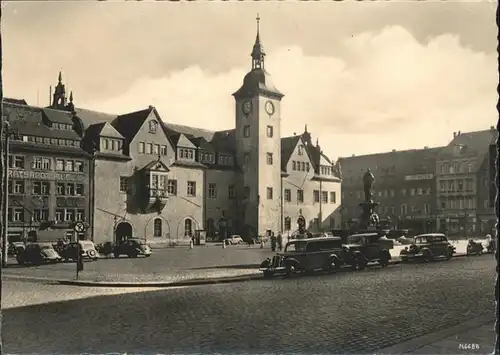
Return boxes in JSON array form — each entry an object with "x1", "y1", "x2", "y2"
[{"x1": 69, "y1": 25, "x2": 499, "y2": 159}]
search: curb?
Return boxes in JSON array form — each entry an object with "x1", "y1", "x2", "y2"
[
  {"x1": 376, "y1": 316, "x2": 496, "y2": 354},
  {"x1": 56, "y1": 273, "x2": 263, "y2": 288}
]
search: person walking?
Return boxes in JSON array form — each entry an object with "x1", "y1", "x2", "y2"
[{"x1": 277, "y1": 233, "x2": 283, "y2": 251}]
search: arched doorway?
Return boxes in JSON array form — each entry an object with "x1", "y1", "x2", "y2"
[
  {"x1": 184, "y1": 218, "x2": 193, "y2": 237},
  {"x1": 115, "y1": 222, "x2": 133, "y2": 243},
  {"x1": 153, "y1": 218, "x2": 162, "y2": 238}
]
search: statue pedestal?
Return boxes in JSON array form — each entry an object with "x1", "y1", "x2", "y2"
[{"x1": 359, "y1": 200, "x2": 380, "y2": 230}]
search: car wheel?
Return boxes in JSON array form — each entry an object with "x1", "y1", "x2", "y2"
[
  {"x1": 328, "y1": 257, "x2": 340, "y2": 271},
  {"x1": 423, "y1": 250, "x2": 432, "y2": 262},
  {"x1": 114, "y1": 252, "x2": 120, "y2": 258},
  {"x1": 285, "y1": 263, "x2": 296, "y2": 277}
]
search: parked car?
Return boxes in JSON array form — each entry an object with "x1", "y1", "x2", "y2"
[
  {"x1": 259, "y1": 237, "x2": 345, "y2": 277},
  {"x1": 400, "y1": 233, "x2": 455, "y2": 262},
  {"x1": 342, "y1": 233, "x2": 394, "y2": 270},
  {"x1": 16, "y1": 242, "x2": 62, "y2": 265},
  {"x1": 59, "y1": 241, "x2": 100, "y2": 261},
  {"x1": 225, "y1": 235, "x2": 244, "y2": 245},
  {"x1": 114, "y1": 238, "x2": 152, "y2": 258},
  {"x1": 8, "y1": 242, "x2": 25, "y2": 257}
]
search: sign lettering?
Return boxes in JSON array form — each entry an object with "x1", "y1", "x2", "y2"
[
  {"x1": 404, "y1": 173, "x2": 434, "y2": 181},
  {"x1": 8, "y1": 170, "x2": 85, "y2": 182}
]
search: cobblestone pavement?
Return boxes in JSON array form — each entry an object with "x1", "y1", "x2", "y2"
[
  {"x1": 3, "y1": 240, "x2": 475, "y2": 282},
  {"x1": 2, "y1": 256, "x2": 495, "y2": 354}
]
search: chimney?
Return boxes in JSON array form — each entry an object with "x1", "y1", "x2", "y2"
[
  {"x1": 392, "y1": 149, "x2": 396, "y2": 152},
  {"x1": 458, "y1": 131, "x2": 461, "y2": 136},
  {"x1": 453, "y1": 132, "x2": 457, "y2": 138},
  {"x1": 148, "y1": 105, "x2": 154, "y2": 109},
  {"x1": 293, "y1": 132, "x2": 296, "y2": 136},
  {"x1": 424, "y1": 146, "x2": 428, "y2": 149},
  {"x1": 491, "y1": 126, "x2": 495, "y2": 131},
  {"x1": 351, "y1": 154, "x2": 355, "y2": 157}
]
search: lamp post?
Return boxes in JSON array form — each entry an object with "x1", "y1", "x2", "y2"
[{"x1": 1, "y1": 121, "x2": 16, "y2": 267}]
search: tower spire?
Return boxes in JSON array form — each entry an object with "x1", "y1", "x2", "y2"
[
  {"x1": 251, "y1": 14, "x2": 265, "y2": 70},
  {"x1": 58, "y1": 71, "x2": 62, "y2": 83}
]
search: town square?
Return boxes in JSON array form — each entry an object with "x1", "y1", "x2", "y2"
[{"x1": 0, "y1": 1, "x2": 498, "y2": 354}]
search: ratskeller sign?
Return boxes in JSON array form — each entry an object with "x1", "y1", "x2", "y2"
[{"x1": 8, "y1": 170, "x2": 85, "y2": 182}]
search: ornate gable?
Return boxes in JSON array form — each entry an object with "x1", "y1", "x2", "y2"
[
  {"x1": 176, "y1": 134, "x2": 197, "y2": 149},
  {"x1": 142, "y1": 159, "x2": 170, "y2": 172}
]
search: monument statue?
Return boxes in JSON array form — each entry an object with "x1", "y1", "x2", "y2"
[{"x1": 363, "y1": 168, "x2": 376, "y2": 202}]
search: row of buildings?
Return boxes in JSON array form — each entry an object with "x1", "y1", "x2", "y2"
[
  {"x1": 1, "y1": 20, "x2": 343, "y2": 246},
  {"x1": 338, "y1": 128, "x2": 497, "y2": 236}
]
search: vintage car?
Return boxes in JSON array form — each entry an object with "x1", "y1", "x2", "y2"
[
  {"x1": 225, "y1": 235, "x2": 244, "y2": 245},
  {"x1": 114, "y1": 238, "x2": 152, "y2": 258},
  {"x1": 59, "y1": 240, "x2": 100, "y2": 261},
  {"x1": 342, "y1": 233, "x2": 394, "y2": 270},
  {"x1": 259, "y1": 237, "x2": 345, "y2": 277},
  {"x1": 16, "y1": 242, "x2": 62, "y2": 265},
  {"x1": 400, "y1": 233, "x2": 455, "y2": 262},
  {"x1": 8, "y1": 241, "x2": 25, "y2": 256}
]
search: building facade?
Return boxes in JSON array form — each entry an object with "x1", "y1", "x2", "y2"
[
  {"x1": 435, "y1": 128, "x2": 497, "y2": 235},
  {"x1": 338, "y1": 147, "x2": 441, "y2": 234},
  {"x1": 2, "y1": 86, "x2": 92, "y2": 242},
  {"x1": 3, "y1": 18, "x2": 340, "y2": 245}
]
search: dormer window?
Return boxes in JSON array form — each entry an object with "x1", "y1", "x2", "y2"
[
  {"x1": 199, "y1": 151, "x2": 215, "y2": 164},
  {"x1": 100, "y1": 137, "x2": 123, "y2": 152},
  {"x1": 178, "y1": 148, "x2": 195, "y2": 160},
  {"x1": 218, "y1": 154, "x2": 233, "y2": 166},
  {"x1": 149, "y1": 120, "x2": 158, "y2": 134}
]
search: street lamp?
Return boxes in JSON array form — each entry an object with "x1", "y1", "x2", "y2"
[{"x1": 1, "y1": 121, "x2": 18, "y2": 267}]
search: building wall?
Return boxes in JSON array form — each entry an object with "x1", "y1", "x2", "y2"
[
  {"x1": 7, "y1": 146, "x2": 90, "y2": 242},
  {"x1": 257, "y1": 95, "x2": 282, "y2": 235},
  {"x1": 204, "y1": 169, "x2": 240, "y2": 238}
]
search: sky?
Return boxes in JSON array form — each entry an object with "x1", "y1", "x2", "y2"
[{"x1": 2, "y1": 1, "x2": 498, "y2": 160}]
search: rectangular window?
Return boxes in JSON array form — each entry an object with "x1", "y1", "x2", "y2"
[
  {"x1": 32, "y1": 157, "x2": 42, "y2": 169},
  {"x1": 41, "y1": 158, "x2": 51, "y2": 170},
  {"x1": 103, "y1": 139, "x2": 109, "y2": 150},
  {"x1": 313, "y1": 190, "x2": 320, "y2": 203},
  {"x1": 14, "y1": 181, "x2": 25, "y2": 194},
  {"x1": 187, "y1": 181, "x2": 196, "y2": 196},
  {"x1": 9, "y1": 155, "x2": 25, "y2": 169},
  {"x1": 66, "y1": 183, "x2": 75, "y2": 196},
  {"x1": 146, "y1": 143, "x2": 153, "y2": 154},
  {"x1": 410, "y1": 188, "x2": 415, "y2": 196},
  {"x1": 243, "y1": 125, "x2": 251, "y2": 138},
  {"x1": 266, "y1": 187, "x2": 273, "y2": 200},
  {"x1": 301, "y1": 162, "x2": 306, "y2": 171},
  {"x1": 266, "y1": 153, "x2": 273, "y2": 165},
  {"x1": 65, "y1": 160, "x2": 74, "y2": 172},
  {"x1": 57, "y1": 183, "x2": 65, "y2": 195},
  {"x1": 321, "y1": 191, "x2": 328, "y2": 203},
  {"x1": 160, "y1": 145, "x2": 168, "y2": 156},
  {"x1": 208, "y1": 183, "x2": 217, "y2": 198},
  {"x1": 228, "y1": 185, "x2": 235, "y2": 199},
  {"x1": 75, "y1": 184, "x2": 84, "y2": 196},
  {"x1": 243, "y1": 153, "x2": 250, "y2": 165},
  {"x1": 76, "y1": 209, "x2": 85, "y2": 221},
  {"x1": 167, "y1": 180, "x2": 177, "y2": 195},
  {"x1": 111, "y1": 140, "x2": 116, "y2": 151},
  {"x1": 153, "y1": 144, "x2": 160, "y2": 156},
  {"x1": 119, "y1": 177, "x2": 128, "y2": 193},
  {"x1": 330, "y1": 191, "x2": 336, "y2": 204},
  {"x1": 13, "y1": 208, "x2": 24, "y2": 222},
  {"x1": 284, "y1": 189, "x2": 291, "y2": 202},
  {"x1": 41, "y1": 182, "x2": 50, "y2": 195},
  {"x1": 65, "y1": 209, "x2": 75, "y2": 222},
  {"x1": 75, "y1": 161, "x2": 84, "y2": 172},
  {"x1": 266, "y1": 125, "x2": 273, "y2": 138},
  {"x1": 32, "y1": 181, "x2": 42, "y2": 195},
  {"x1": 55, "y1": 209, "x2": 64, "y2": 222},
  {"x1": 33, "y1": 209, "x2": 49, "y2": 222},
  {"x1": 297, "y1": 189, "x2": 304, "y2": 203},
  {"x1": 306, "y1": 162, "x2": 310, "y2": 172},
  {"x1": 401, "y1": 204, "x2": 408, "y2": 215},
  {"x1": 138, "y1": 142, "x2": 145, "y2": 153},
  {"x1": 292, "y1": 161, "x2": 296, "y2": 170},
  {"x1": 56, "y1": 159, "x2": 64, "y2": 171},
  {"x1": 424, "y1": 203, "x2": 431, "y2": 214},
  {"x1": 151, "y1": 174, "x2": 159, "y2": 189},
  {"x1": 390, "y1": 189, "x2": 395, "y2": 197}
]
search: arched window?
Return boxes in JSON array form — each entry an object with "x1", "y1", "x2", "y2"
[
  {"x1": 153, "y1": 218, "x2": 162, "y2": 238},
  {"x1": 184, "y1": 218, "x2": 193, "y2": 237}
]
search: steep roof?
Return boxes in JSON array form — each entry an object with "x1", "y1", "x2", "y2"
[
  {"x1": 42, "y1": 108, "x2": 74, "y2": 125},
  {"x1": 162, "y1": 122, "x2": 217, "y2": 142},
  {"x1": 74, "y1": 108, "x2": 117, "y2": 129},
  {"x1": 3, "y1": 98, "x2": 28, "y2": 105},
  {"x1": 437, "y1": 129, "x2": 497, "y2": 171},
  {"x1": 280, "y1": 135, "x2": 301, "y2": 171},
  {"x1": 111, "y1": 108, "x2": 152, "y2": 142},
  {"x1": 3, "y1": 102, "x2": 80, "y2": 140},
  {"x1": 210, "y1": 129, "x2": 236, "y2": 154},
  {"x1": 338, "y1": 146, "x2": 443, "y2": 185}
]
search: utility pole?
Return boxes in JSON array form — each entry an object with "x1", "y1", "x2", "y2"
[{"x1": 1, "y1": 121, "x2": 11, "y2": 267}]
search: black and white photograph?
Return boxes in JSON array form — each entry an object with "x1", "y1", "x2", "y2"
[{"x1": 0, "y1": 1, "x2": 498, "y2": 354}]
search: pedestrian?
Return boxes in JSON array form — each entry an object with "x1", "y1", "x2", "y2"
[
  {"x1": 271, "y1": 234, "x2": 277, "y2": 252},
  {"x1": 277, "y1": 233, "x2": 283, "y2": 251}
]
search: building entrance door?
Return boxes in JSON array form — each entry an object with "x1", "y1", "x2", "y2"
[{"x1": 115, "y1": 222, "x2": 133, "y2": 243}]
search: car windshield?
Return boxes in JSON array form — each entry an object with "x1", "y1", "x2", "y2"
[
  {"x1": 347, "y1": 235, "x2": 364, "y2": 244},
  {"x1": 131, "y1": 239, "x2": 146, "y2": 245},
  {"x1": 285, "y1": 241, "x2": 307, "y2": 253},
  {"x1": 40, "y1": 245, "x2": 53, "y2": 250}
]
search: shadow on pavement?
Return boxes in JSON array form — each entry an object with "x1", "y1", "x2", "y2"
[{"x1": 189, "y1": 264, "x2": 261, "y2": 270}]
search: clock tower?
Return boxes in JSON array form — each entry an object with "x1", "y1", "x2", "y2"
[{"x1": 232, "y1": 15, "x2": 284, "y2": 238}]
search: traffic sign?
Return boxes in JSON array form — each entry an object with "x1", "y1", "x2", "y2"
[{"x1": 74, "y1": 222, "x2": 85, "y2": 233}]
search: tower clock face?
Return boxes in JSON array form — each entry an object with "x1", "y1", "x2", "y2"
[
  {"x1": 265, "y1": 101, "x2": 275, "y2": 115},
  {"x1": 242, "y1": 100, "x2": 252, "y2": 115}
]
